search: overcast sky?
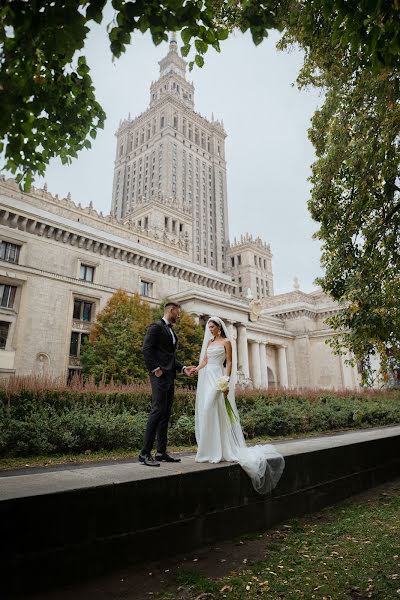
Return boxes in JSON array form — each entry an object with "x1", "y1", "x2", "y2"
[{"x1": 31, "y1": 13, "x2": 324, "y2": 294}]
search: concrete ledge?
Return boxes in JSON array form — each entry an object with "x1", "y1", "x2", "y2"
[{"x1": 1, "y1": 426, "x2": 400, "y2": 593}]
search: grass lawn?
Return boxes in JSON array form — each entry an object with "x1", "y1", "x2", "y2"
[{"x1": 157, "y1": 480, "x2": 400, "y2": 600}]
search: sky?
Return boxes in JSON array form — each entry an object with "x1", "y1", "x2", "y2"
[{"x1": 32, "y1": 12, "x2": 324, "y2": 295}]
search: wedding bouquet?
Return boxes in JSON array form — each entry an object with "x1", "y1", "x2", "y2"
[
  {"x1": 216, "y1": 375, "x2": 230, "y2": 392},
  {"x1": 215, "y1": 376, "x2": 237, "y2": 426}
]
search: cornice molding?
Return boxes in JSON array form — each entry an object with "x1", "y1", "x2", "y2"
[{"x1": 0, "y1": 204, "x2": 234, "y2": 295}]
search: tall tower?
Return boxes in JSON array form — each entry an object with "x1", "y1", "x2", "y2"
[
  {"x1": 226, "y1": 234, "x2": 274, "y2": 299},
  {"x1": 111, "y1": 34, "x2": 229, "y2": 272}
]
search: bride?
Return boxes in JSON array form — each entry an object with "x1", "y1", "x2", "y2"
[{"x1": 192, "y1": 316, "x2": 284, "y2": 494}]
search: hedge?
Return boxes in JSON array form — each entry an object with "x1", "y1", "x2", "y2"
[{"x1": 0, "y1": 388, "x2": 400, "y2": 457}]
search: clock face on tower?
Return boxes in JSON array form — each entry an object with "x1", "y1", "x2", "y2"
[{"x1": 160, "y1": 64, "x2": 185, "y2": 79}]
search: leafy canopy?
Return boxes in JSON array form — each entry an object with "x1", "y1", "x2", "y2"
[
  {"x1": 279, "y1": 2, "x2": 400, "y2": 383},
  {"x1": 80, "y1": 289, "x2": 153, "y2": 383},
  {"x1": 2, "y1": 1, "x2": 399, "y2": 381},
  {"x1": 1, "y1": 1, "x2": 399, "y2": 187}
]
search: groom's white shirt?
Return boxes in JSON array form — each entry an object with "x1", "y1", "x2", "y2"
[{"x1": 162, "y1": 317, "x2": 176, "y2": 344}]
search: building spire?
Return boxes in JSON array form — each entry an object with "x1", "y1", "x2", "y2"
[{"x1": 170, "y1": 31, "x2": 178, "y2": 52}]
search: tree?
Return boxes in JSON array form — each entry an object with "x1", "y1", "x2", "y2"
[
  {"x1": 279, "y1": 4, "x2": 400, "y2": 383},
  {"x1": 80, "y1": 289, "x2": 153, "y2": 383},
  {"x1": 1, "y1": 1, "x2": 399, "y2": 187},
  {"x1": 310, "y1": 69, "x2": 400, "y2": 384}
]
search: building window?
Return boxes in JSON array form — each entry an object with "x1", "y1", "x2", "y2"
[
  {"x1": 237, "y1": 255, "x2": 241, "y2": 266},
  {"x1": 231, "y1": 257, "x2": 235, "y2": 267},
  {"x1": 0, "y1": 284, "x2": 16, "y2": 308},
  {"x1": 69, "y1": 332, "x2": 89, "y2": 357},
  {"x1": 80, "y1": 264, "x2": 95, "y2": 282},
  {"x1": 0, "y1": 242, "x2": 20, "y2": 264},
  {"x1": 254, "y1": 255, "x2": 257, "y2": 266},
  {"x1": 0, "y1": 321, "x2": 10, "y2": 349},
  {"x1": 140, "y1": 280, "x2": 152, "y2": 297},
  {"x1": 73, "y1": 299, "x2": 93, "y2": 322}
]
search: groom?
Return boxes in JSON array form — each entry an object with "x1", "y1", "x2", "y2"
[{"x1": 140, "y1": 301, "x2": 192, "y2": 467}]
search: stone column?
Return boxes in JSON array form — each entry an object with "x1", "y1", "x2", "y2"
[
  {"x1": 236, "y1": 323, "x2": 249, "y2": 378},
  {"x1": 259, "y1": 342, "x2": 268, "y2": 389},
  {"x1": 250, "y1": 341, "x2": 261, "y2": 388},
  {"x1": 190, "y1": 313, "x2": 201, "y2": 325},
  {"x1": 278, "y1": 345, "x2": 289, "y2": 388},
  {"x1": 225, "y1": 321, "x2": 237, "y2": 382}
]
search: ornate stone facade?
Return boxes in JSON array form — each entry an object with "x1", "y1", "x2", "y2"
[
  {"x1": 111, "y1": 36, "x2": 228, "y2": 272},
  {"x1": 0, "y1": 39, "x2": 361, "y2": 390},
  {"x1": 226, "y1": 233, "x2": 274, "y2": 300}
]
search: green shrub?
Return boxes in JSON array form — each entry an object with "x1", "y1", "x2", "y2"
[
  {"x1": 170, "y1": 415, "x2": 196, "y2": 446},
  {"x1": 0, "y1": 387, "x2": 399, "y2": 458}
]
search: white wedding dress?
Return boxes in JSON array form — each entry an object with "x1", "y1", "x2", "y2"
[{"x1": 195, "y1": 343, "x2": 285, "y2": 494}]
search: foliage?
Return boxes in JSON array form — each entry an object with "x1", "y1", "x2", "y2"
[
  {"x1": 1, "y1": 1, "x2": 399, "y2": 185},
  {"x1": 279, "y1": 3, "x2": 400, "y2": 383},
  {"x1": 1, "y1": 385, "x2": 399, "y2": 457},
  {"x1": 0, "y1": 1, "x2": 106, "y2": 189},
  {"x1": 80, "y1": 289, "x2": 153, "y2": 383}
]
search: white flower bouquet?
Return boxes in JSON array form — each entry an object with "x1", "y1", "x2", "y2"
[
  {"x1": 215, "y1": 376, "x2": 237, "y2": 425},
  {"x1": 216, "y1": 375, "x2": 230, "y2": 392}
]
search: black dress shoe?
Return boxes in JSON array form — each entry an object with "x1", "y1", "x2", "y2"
[
  {"x1": 139, "y1": 453, "x2": 160, "y2": 467},
  {"x1": 155, "y1": 452, "x2": 181, "y2": 463}
]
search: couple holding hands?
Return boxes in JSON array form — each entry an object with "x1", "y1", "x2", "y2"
[{"x1": 140, "y1": 302, "x2": 284, "y2": 494}]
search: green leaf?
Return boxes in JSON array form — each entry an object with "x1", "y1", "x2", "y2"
[
  {"x1": 181, "y1": 44, "x2": 191, "y2": 57},
  {"x1": 181, "y1": 27, "x2": 192, "y2": 44},
  {"x1": 86, "y1": 4, "x2": 103, "y2": 24},
  {"x1": 195, "y1": 54, "x2": 204, "y2": 67},
  {"x1": 23, "y1": 170, "x2": 33, "y2": 192},
  {"x1": 216, "y1": 28, "x2": 229, "y2": 41},
  {"x1": 194, "y1": 39, "x2": 208, "y2": 54}
]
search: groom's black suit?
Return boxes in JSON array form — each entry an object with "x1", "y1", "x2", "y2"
[{"x1": 142, "y1": 319, "x2": 184, "y2": 456}]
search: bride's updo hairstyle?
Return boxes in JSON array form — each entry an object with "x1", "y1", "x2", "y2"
[{"x1": 209, "y1": 319, "x2": 226, "y2": 338}]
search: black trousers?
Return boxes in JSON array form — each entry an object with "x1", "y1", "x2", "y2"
[{"x1": 142, "y1": 371, "x2": 175, "y2": 455}]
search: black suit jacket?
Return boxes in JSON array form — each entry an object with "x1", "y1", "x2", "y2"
[{"x1": 142, "y1": 319, "x2": 183, "y2": 378}]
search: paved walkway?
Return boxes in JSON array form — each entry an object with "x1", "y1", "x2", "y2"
[{"x1": 2, "y1": 425, "x2": 399, "y2": 502}]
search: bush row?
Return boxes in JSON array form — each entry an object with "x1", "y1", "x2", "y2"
[{"x1": 1, "y1": 389, "x2": 400, "y2": 457}]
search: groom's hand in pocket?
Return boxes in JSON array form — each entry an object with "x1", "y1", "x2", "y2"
[{"x1": 154, "y1": 367, "x2": 163, "y2": 377}]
